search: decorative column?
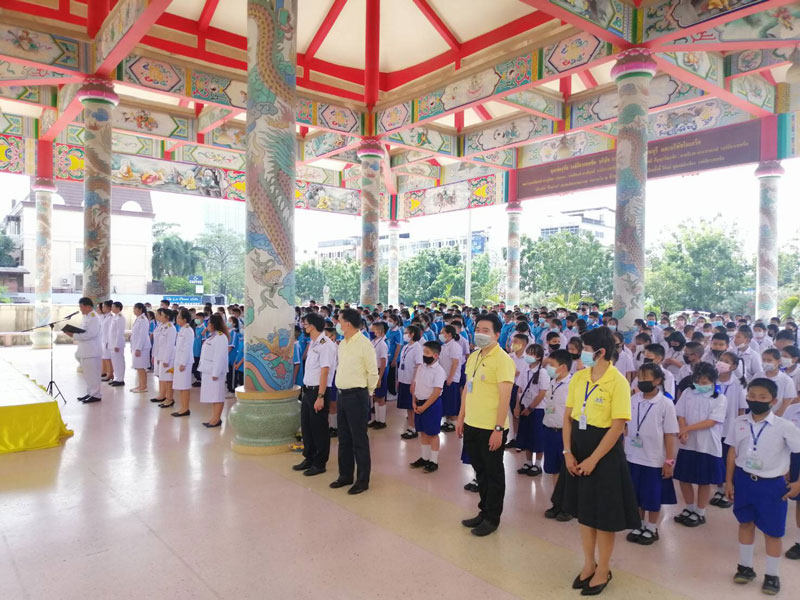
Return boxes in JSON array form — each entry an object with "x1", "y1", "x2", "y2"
[
  {"x1": 610, "y1": 48, "x2": 657, "y2": 341},
  {"x1": 77, "y1": 78, "x2": 118, "y2": 304},
  {"x1": 31, "y1": 140, "x2": 56, "y2": 349},
  {"x1": 465, "y1": 208, "x2": 473, "y2": 306},
  {"x1": 755, "y1": 161, "x2": 782, "y2": 321},
  {"x1": 229, "y1": 0, "x2": 299, "y2": 455},
  {"x1": 388, "y1": 219, "x2": 399, "y2": 306},
  {"x1": 358, "y1": 138, "x2": 384, "y2": 308},
  {"x1": 506, "y1": 201, "x2": 522, "y2": 307}
]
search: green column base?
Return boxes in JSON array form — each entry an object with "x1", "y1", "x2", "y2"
[{"x1": 229, "y1": 386, "x2": 301, "y2": 455}]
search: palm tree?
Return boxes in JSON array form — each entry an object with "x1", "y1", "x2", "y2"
[{"x1": 780, "y1": 296, "x2": 799, "y2": 321}]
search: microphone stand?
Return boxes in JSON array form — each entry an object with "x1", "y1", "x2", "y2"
[{"x1": 22, "y1": 313, "x2": 78, "y2": 404}]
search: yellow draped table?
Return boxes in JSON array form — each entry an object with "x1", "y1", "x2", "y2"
[{"x1": 0, "y1": 360, "x2": 73, "y2": 455}]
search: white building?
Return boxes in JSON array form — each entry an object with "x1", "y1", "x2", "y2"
[
  {"x1": 2, "y1": 179, "x2": 155, "y2": 295},
  {"x1": 538, "y1": 206, "x2": 615, "y2": 245}
]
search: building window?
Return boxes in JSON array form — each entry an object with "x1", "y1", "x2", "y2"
[{"x1": 75, "y1": 248, "x2": 84, "y2": 264}]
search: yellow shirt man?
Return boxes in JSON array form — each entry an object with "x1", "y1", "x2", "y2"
[
  {"x1": 464, "y1": 344, "x2": 516, "y2": 430},
  {"x1": 336, "y1": 330, "x2": 379, "y2": 395},
  {"x1": 565, "y1": 365, "x2": 631, "y2": 429}
]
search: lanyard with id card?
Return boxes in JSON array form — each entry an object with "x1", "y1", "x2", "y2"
[
  {"x1": 579, "y1": 382, "x2": 598, "y2": 430},
  {"x1": 745, "y1": 421, "x2": 768, "y2": 471},
  {"x1": 630, "y1": 401, "x2": 654, "y2": 448},
  {"x1": 546, "y1": 381, "x2": 564, "y2": 414},
  {"x1": 467, "y1": 350, "x2": 488, "y2": 394}
]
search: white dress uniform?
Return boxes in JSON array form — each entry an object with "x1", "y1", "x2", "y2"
[
  {"x1": 199, "y1": 332, "x2": 229, "y2": 403},
  {"x1": 130, "y1": 314, "x2": 151, "y2": 369},
  {"x1": 110, "y1": 312, "x2": 126, "y2": 382},
  {"x1": 151, "y1": 322, "x2": 163, "y2": 372},
  {"x1": 172, "y1": 326, "x2": 195, "y2": 391},
  {"x1": 72, "y1": 309, "x2": 103, "y2": 399},
  {"x1": 100, "y1": 312, "x2": 113, "y2": 360},
  {"x1": 156, "y1": 322, "x2": 177, "y2": 381}
]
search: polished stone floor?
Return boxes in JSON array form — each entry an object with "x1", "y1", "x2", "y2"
[{"x1": 1, "y1": 345, "x2": 799, "y2": 599}]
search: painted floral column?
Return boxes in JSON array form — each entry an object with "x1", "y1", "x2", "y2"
[
  {"x1": 388, "y1": 219, "x2": 400, "y2": 306},
  {"x1": 31, "y1": 169, "x2": 57, "y2": 349},
  {"x1": 358, "y1": 138, "x2": 384, "y2": 308},
  {"x1": 755, "y1": 161, "x2": 783, "y2": 321},
  {"x1": 77, "y1": 78, "x2": 118, "y2": 304},
  {"x1": 229, "y1": 0, "x2": 299, "y2": 455},
  {"x1": 506, "y1": 201, "x2": 522, "y2": 307},
  {"x1": 610, "y1": 49, "x2": 657, "y2": 341}
]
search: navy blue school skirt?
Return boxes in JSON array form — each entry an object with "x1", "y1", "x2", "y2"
[
  {"x1": 627, "y1": 462, "x2": 677, "y2": 512},
  {"x1": 397, "y1": 382, "x2": 413, "y2": 410},
  {"x1": 674, "y1": 449, "x2": 724, "y2": 486},
  {"x1": 515, "y1": 408, "x2": 544, "y2": 452},
  {"x1": 510, "y1": 384, "x2": 518, "y2": 409},
  {"x1": 414, "y1": 397, "x2": 443, "y2": 436},
  {"x1": 442, "y1": 381, "x2": 461, "y2": 416}
]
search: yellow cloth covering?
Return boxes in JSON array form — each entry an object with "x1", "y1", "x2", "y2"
[{"x1": 0, "y1": 360, "x2": 73, "y2": 455}]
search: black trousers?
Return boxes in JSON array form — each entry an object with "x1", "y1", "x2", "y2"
[
  {"x1": 301, "y1": 385, "x2": 331, "y2": 468},
  {"x1": 387, "y1": 364, "x2": 397, "y2": 396},
  {"x1": 192, "y1": 356, "x2": 201, "y2": 381},
  {"x1": 337, "y1": 387, "x2": 371, "y2": 484},
  {"x1": 463, "y1": 423, "x2": 507, "y2": 525}
]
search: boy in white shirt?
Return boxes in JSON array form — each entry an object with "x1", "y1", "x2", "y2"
[
  {"x1": 733, "y1": 326, "x2": 763, "y2": 382},
  {"x1": 409, "y1": 341, "x2": 446, "y2": 474},
  {"x1": 631, "y1": 344, "x2": 676, "y2": 399},
  {"x1": 753, "y1": 348, "x2": 797, "y2": 415},
  {"x1": 542, "y1": 349, "x2": 573, "y2": 522},
  {"x1": 782, "y1": 401, "x2": 800, "y2": 560},
  {"x1": 725, "y1": 378, "x2": 800, "y2": 595}
]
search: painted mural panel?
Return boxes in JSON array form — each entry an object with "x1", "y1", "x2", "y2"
[
  {"x1": 570, "y1": 74, "x2": 702, "y2": 128},
  {"x1": 470, "y1": 148, "x2": 516, "y2": 169},
  {"x1": 386, "y1": 126, "x2": 455, "y2": 155},
  {"x1": 295, "y1": 181, "x2": 360, "y2": 215},
  {"x1": 191, "y1": 70, "x2": 248, "y2": 109},
  {"x1": 0, "y1": 135, "x2": 25, "y2": 174},
  {"x1": 113, "y1": 132, "x2": 161, "y2": 157},
  {"x1": 209, "y1": 125, "x2": 245, "y2": 151},
  {"x1": 0, "y1": 27, "x2": 85, "y2": 72},
  {"x1": 303, "y1": 132, "x2": 355, "y2": 160},
  {"x1": 0, "y1": 85, "x2": 41, "y2": 104},
  {"x1": 394, "y1": 161, "x2": 439, "y2": 179},
  {"x1": 295, "y1": 165, "x2": 338, "y2": 185},
  {"x1": 114, "y1": 106, "x2": 192, "y2": 140},
  {"x1": 543, "y1": 32, "x2": 608, "y2": 77},
  {"x1": 550, "y1": 0, "x2": 633, "y2": 40},
  {"x1": 377, "y1": 102, "x2": 412, "y2": 134},
  {"x1": 390, "y1": 149, "x2": 434, "y2": 168},
  {"x1": 518, "y1": 131, "x2": 614, "y2": 168},
  {"x1": 296, "y1": 99, "x2": 362, "y2": 134},
  {"x1": 402, "y1": 175, "x2": 500, "y2": 218},
  {"x1": 120, "y1": 54, "x2": 187, "y2": 94},
  {"x1": 197, "y1": 106, "x2": 234, "y2": 132},
  {"x1": 729, "y1": 74, "x2": 776, "y2": 112},
  {"x1": 441, "y1": 162, "x2": 498, "y2": 184},
  {"x1": 397, "y1": 174, "x2": 437, "y2": 193},
  {"x1": 463, "y1": 116, "x2": 553, "y2": 155},
  {"x1": 0, "y1": 113, "x2": 25, "y2": 136},
  {"x1": 502, "y1": 89, "x2": 562, "y2": 119},
  {"x1": 659, "y1": 52, "x2": 724, "y2": 87},
  {"x1": 649, "y1": 98, "x2": 750, "y2": 138},
  {"x1": 95, "y1": 0, "x2": 148, "y2": 70},
  {"x1": 729, "y1": 48, "x2": 792, "y2": 77},
  {"x1": 177, "y1": 145, "x2": 246, "y2": 171},
  {"x1": 0, "y1": 61, "x2": 71, "y2": 83},
  {"x1": 54, "y1": 144, "x2": 85, "y2": 181}
]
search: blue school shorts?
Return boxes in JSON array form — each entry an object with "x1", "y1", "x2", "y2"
[
  {"x1": 397, "y1": 382, "x2": 413, "y2": 410},
  {"x1": 790, "y1": 453, "x2": 800, "y2": 502},
  {"x1": 374, "y1": 368, "x2": 388, "y2": 398},
  {"x1": 542, "y1": 425, "x2": 563, "y2": 475},
  {"x1": 732, "y1": 467, "x2": 789, "y2": 538},
  {"x1": 414, "y1": 397, "x2": 443, "y2": 436}
]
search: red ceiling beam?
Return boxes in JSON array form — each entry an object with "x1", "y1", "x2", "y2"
[
  {"x1": 298, "y1": 55, "x2": 364, "y2": 86},
  {"x1": 381, "y1": 144, "x2": 397, "y2": 195},
  {"x1": 413, "y1": 0, "x2": 460, "y2": 51},
  {"x1": 365, "y1": 0, "x2": 380, "y2": 108},
  {"x1": 519, "y1": 0, "x2": 629, "y2": 47},
  {"x1": 197, "y1": 0, "x2": 220, "y2": 52},
  {"x1": 474, "y1": 105, "x2": 492, "y2": 121},
  {"x1": 560, "y1": 77, "x2": 572, "y2": 100},
  {"x1": 87, "y1": 0, "x2": 111, "y2": 39},
  {"x1": 297, "y1": 77, "x2": 364, "y2": 103},
  {"x1": 3, "y1": 0, "x2": 86, "y2": 26},
  {"x1": 577, "y1": 69, "x2": 598, "y2": 90},
  {"x1": 305, "y1": 0, "x2": 348, "y2": 61},
  {"x1": 454, "y1": 111, "x2": 464, "y2": 132},
  {"x1": 141, "y1": 35, "x2": 247, "y2": 71}
]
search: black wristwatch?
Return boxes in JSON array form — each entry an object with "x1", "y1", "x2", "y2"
[
  {"x1": 494, "y1": 425, "x2": 504, "y2": 432},
  {"x1": 317, "y1": 393, "x2": 325, "y2": 399}
]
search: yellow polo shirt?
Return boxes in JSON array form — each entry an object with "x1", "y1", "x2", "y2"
[
  {"x1": 464, "y1": 344, "x2": 516, "y2": 430},
  {"x1": 566, "y1": 365, "x2": 631, "y2": 428},
  {"x1": 336, "y1": 332, "x2": 379, "y2": 395}
]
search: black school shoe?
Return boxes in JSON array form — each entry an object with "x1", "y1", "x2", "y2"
[
  {"x1": 709, "y1": 491, "x2": 722, "y2": 506},
  {"x1": 410, "y1": 458, "x2": 429, "y2": 469},
  {"x1": 464, "y1": 481, "x2": 479, "y2": 493},
  {"x1": 581, "y1": 572, "x2": 612, "y2": 596},
  {"x1": 733, "y1": 564, "x2": 757, "y2": 584},
  {"x1": 423, "y1": 462, "x2": 438, "y2": 473},
  {"x1": 544, "y1": 505, "x2": 559, "y2": 519},
  {"x1": 329, "y1": 427, "x2": 338, "y2": 438},
  {"x1": 762, "y1": 575, "x2": 780, "y2": 595},
  {"x1": 636, "y1": 529, "x2": 659, "y2": 545},
  {"x1": 673, "y1": 509, "x2": 692, "y2": 524},
  {"x1": 785, "y1": 542, "x2": 800, "y2": 559},
  {"x1": 471, "y1": 520, "x2": 498, "y2": 537},
  {"x1": 682, "y1": 512, "x2": 706, "y2": 527},
  {"x1": 626, "y1": 528, "x2": 643, "y2": 543},
  {"x1": 83, "y1": 396, "x2": 101, "y2": 403}
]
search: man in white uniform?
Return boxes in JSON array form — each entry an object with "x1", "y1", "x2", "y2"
[
  {"x1": 109, "y1": 301, "x2": 126, "y2": 387},
  {"x1": 65, "y1": 297, "x2": 103, "y2": 403}
]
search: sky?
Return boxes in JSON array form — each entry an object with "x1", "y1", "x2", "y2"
[{"x1": 2, "y1": 158, "x2": 799, "y2": 260}]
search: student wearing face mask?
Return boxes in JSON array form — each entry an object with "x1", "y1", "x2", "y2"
[
  {"x1": 673, "y1": 363, "x2": 728, "y2": 528},
  {"x1": 545, "y1": 331, "x2": 563, "y2": 357},
  {"x1": 780, "y1": 345, "x2": 800, "y2": 396},
  {"x1": 605, "y1": 317, "x2": 619, "y2": 333},
  {"x1": 725, "y1": 378, "x2": 800, "y2": 595},
  {"x1": 515, "y1": 344, "x2": 549, "y2": 476},
  {"x1": 751, "y1": 323, "x2": 773, "y2": 353},
  {"x1": 549, "y1": 318, "x2": 568, "y2": 349},
  {"x1": 566, "y1": 338, "x2": 584, "y2": 374},
  {"x1": 783, "y1": 397, "x2": 800, "y2": 561},
  {"x1": 507, "y1": 333, "x2": 531, "y2": 448},
  {"x1": 409, "y1": 341, "x2": 447, "y2": 474},
  {"x1": 632, "y1": 344, "x2": 676, "y2": 400},
  {"x1": 733, "y1": 326, "x2": 763, "y2": 382},
  {"x1": 439, "y1": 325, "x2": 464, "y2": 433},
  {"x1": 676, "y1": 342, "x2": 706, "y2": 399},
  {"x1": 368, "y1": 321, "x2": 390, "y2": 429},
  {"x1": 399, "y1": 326, "x2": 424, "y2": 440},
  {"x1": 191, "y1": 313, "x2": 204, "y2": 387},
  {"x1": 753, "y1": 348, "x2": 797, "y2": 416},
  {"x1": 612, "y1": 332, "x2": 636, "y2": 383},
  {"x1": 646, "y1": 312, "x2": 664, "y2": 344},
  {"x1": 662, "y1": 332, "x2": 686, "y2": 380},
  {"x1": 542, "y1": 349, "x2": 573, "y2": 521},
  {"x1": 632, "y1": 332, "x2": 652, "y2": 370}
]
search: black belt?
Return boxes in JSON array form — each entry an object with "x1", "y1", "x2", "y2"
[
  {"x1": 339, "y1": 387, "x2": 366, "y2": 394},
  {"x1": 737, "y1": 466, "x2": 781, "y2": 482},
  {"x1": 545, "y1": 426, "x2": 562, "y2": 431}
]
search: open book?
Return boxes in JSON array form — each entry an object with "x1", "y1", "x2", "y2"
[{"x1": 61, "y1": 324, "x2": 86, "y2": 334}]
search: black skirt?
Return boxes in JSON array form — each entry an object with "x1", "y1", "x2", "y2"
[{"x1": 551, "y1": 421, "x2": 640, "y2": 532}]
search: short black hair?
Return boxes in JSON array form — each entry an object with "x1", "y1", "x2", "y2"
[
  {"x1": 581, "y1": 327, "x2": 615, "y2": 362},
  {"x1": 639, "y1": 362, "x2": 665, "y2": 384},
  {"x1": 306, "y1": 312, "x2": 326, "y2": 332},
  {"x1": 549, "y1": 349, "x2": 572, "y2": 371},
  {"x1": 113, "y1": 301, "x2": 122, "y2": 309},
  {"x1": 405, "y1": 324, "x2": 421, "y2": 342},
  {"x1": 644, "y1": 343, "x2": 665, "y2": 359},
  {"x1": 372, "y1": 321, "x2": 388, "y2": 335},
  {"x1": 711, "y1": 332, "x2": 729, "y2": 344},
  {"x1": 475, "y1": 313, "x2": 502, "y2": 334},
  {"x1": 762, "y1": 348, "x2": 780, "y2": 362},
  {"x1": 748, "y1": 377, "x2": 777, "y2": 399},
  {"x1": 423, "y1": 341, "x2": 441, "y2": 355},
  {"x1": 776, "y1": 330, "x2": 795, "y2": 342},
  {"x1": 79, "y1": 297, "x2": 93, "y2": 307},
  {"x1": 340, "y1": 308, "x2": 361, "y2": 329},
  {"x1": 737, "y1": 325, "x2": 753, "y2": 340}
]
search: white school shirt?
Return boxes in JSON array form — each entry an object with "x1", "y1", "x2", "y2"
[
  {"x1": 174, "y1": 326, "x2": 194, "y2": 370},
  {"x1": 457, "y1": 334, "x2": 470, "y2": 360},
  {"x1": 398, "y1": 342, "x2": 423, "y2": 385},
  {"x1": 563, "y1": 328, "x2": 579, "y2": 343},
  {"x1": 510, "y1": 352, "x2": 528, "y2": 382},
  {"x1": 440, "y1": 339, "x2": 463, "y2": 383},
  {"x1": 631, "y1": 369, "x2": 675, "y2": 399},
  {"x1": 615, "y1": 351, "x2": 636, "y2": 378},
  {"x1": 718, "y1": 377, "x2": 748, "y2": 442},
  {"x1": 625, "y1": 392, "x2": 680, "y2": 468},
  {"x1": 751, "y1": 370, "x2": 796, "y2": 413},
  {"x1": 730, "y1": 412, "x2": 800, "y2": 478},
  {"x1": 518, "y1": 366, "x2": 550, "y2": 409},
  {"x1": 675, "y1": 388, "x2": 727, "y2": 457},
  {"x1": 650, "y1": 325, "x2": 664, "y2": 344},
  {"x1": 785, "y1": 365, "x2": 800, "y2": 395},
  {"x1": 783, "y1": 403, "x2": 800, "y2": 433},
  {"x1": 752, "y1": 335, "x2": 774, "y2": 353},
  {"x1": 663, "y1": 347, "x2": 683, "y2": 379},
  {"x1": 633, "y1": 347, "x2": 647, "y2": 370},
  {"x1": 110, "y1": 312, "x2": 126, "y2": 351},
  {"x1": 413, "y1": 361, "x2": 446, "y2": 401},
  {"x1": 542, "y1": 375, "x2": 571, "y2": 429},
  {"x1": 736, "y1": 346, "x2": 763, "y2": 381},
  {"x1": 372, "y1": 336, "x2": 389, "y2": 370},
  {"x1": 303, "y1": 334, "x2": 337, "y2": 387},
  {"x1": 130, "y1": 314, "x2": 151, "y2": 352}
]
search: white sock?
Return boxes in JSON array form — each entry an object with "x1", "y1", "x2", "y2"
[
  {"x1": 644, "y1": 521, "x2": 657, "y2": 532},
  {"x1": 739, "y1": 543, "x2": 754, "y2": 567},
  {"x1": 695, "y1": 507, "x2": 706, "y2": 517},
  {"x1": 535, "y1": 457, "x2": 543, "y2": 468},
  {"x1": 687, "y1": 503, "x2": 697, "y2": 513},
  {"x1": 715, "y1": 486, "x2": 724, "y2": 494},
  {"x1": 765, "y1": 555, "x2": 780, "y2": 577},
  {"x1": 524, "y1": 461, "x2": 533, "y2": 468},
  {"x1": 430, "y1": 450, "x2": 439, "y2": 464},
  {"x1": 329, "y1": 414, "x2": 337, "y2": 428},
  {"x1": 640, "y1": 519, "x2": 647, "y2": 530},
  {"x1": 377, "y1": 405, "x2": 386, "y2": 422},
  {"x1": 421, "y1": 445, "x2": 431, "y2": 461}
]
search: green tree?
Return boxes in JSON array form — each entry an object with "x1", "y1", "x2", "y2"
[
  {"x1": 646, "y1": 220, "x2": 752, "y2": 312},
  {"x1": 162, "y1": 275, "x2": 196, "y2": 294},
  {"x1": 779, "y1": 240, "x2": 800, "y2": 288},
  {"x1": 519, "y1": 231, "x2": 613, "y2": 303},
  {"x1": 295, "y1": 261, "x2": 326, "y2": 303},
  {"x1": 195, "y1": 224, "x2": 244, "y2": 299},
  {"x1": 0, "y1": 232, "x2": 18, "y2": 267},
  {"x1": 323, "y1": 258, "x2": 361, "y2": 303},
  {"x1": 152, "y1": 222, "x2": 205, "y2": 280}
]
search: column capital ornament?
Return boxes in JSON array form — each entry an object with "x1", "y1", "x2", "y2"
[
  {"x1": 611, "y1": 48, "x2": 657, "y2": 81},
  {"x1": 388, "y1": 219, "x2": 400, "y2": 230},
  {"x1": 77, "y1": 77, "x2": 119, "y2": 106},
  {"x1": 755, "y1": 160, "x2": 784, "y2": 178},
  {"x1": 506, "y1": 201, "x2": 523, "y2": 214},
  {"x1": 357, "y1": 137, "x2": 385, "y2": 159},
  {"x1": 31, "y1": 178, "x2": 57, "y2": 192}
]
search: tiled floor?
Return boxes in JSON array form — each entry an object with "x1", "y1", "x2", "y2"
[{"x1": 1, "y1": 345, "x2": 799, "y2": 599}]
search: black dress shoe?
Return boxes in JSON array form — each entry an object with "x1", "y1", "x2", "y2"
[
  {"x1": 83, "y1": 396, "x2": 102, "y2": 403},
  {"x1": 330, "y1": 479, "x2": 353, "y2": 489},
  {"x1": 329, "y1": 427, "x2": 338, "y2": 438},
  {"x1": 303, "y1": 466, "x2": 326, "y2": 477},
  {"x1": 461, "y1": 514, "x2": 483, "y2": 528},
  {"x1": 347, "y1": 482, "x2": 369, "y2": 495},
  {"x1": 464, "y1": 482, "x2": 479, "y2": 493},
  {"x1": 471, "y1": 520, "x2": 498, "y2": 537},
  {"x1": 150, "y1": 397, "x2": 166, "y2": 403},
  {"x1": 581, "y1": 571, "x2": 612, "y2": 596},
  {"x1": 78, "y1": 395, "x2": 89, "y2": 402},
  {"x1": 544, "y1": 505, "x2": 559, "y2": 519},
  {"x1": 110, "y1": 381, "x2": 125, "y2": 387},
  {"x1": 192, "y1": 381, "x2": 201, "y2": 387},
  {"x1": 171, "y1": 410, "x2": 190, "y2": 417},
  {"x1": 572, "y1": 570, "x2": 595, "y2": 590},
  {"x1": 205, "y1": 420, "x2": 222, "y2": 428},
  {"x1": 293, "y1": 459, "x2": 312, "y2": 471}
]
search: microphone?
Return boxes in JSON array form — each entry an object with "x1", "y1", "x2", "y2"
[{"x1": 64, "y1": 310, "x2": 80, "y2": 319}]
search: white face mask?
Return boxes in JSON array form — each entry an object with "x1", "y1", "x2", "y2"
[
  {"x1": 781, "y1": 357, "x2": 794, "y2": 368},
  {"x1": 763, "y1": 361, "x2": 778, "y2": 372},
  {"x1": 755, "y1": 332, "x2": 765, "y2": 340}
]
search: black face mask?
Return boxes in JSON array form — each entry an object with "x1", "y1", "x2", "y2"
[
  {"x1": 638, "y1": 381, "x2": 656, "y2": 394},
  {"x1": 569, "y1": 352, "x2": 580, "y2": 360},
  {"x1": 747, "y1": 400, "x2": 772, "y2": 415},
  {"x1": 683, "y1": 355, "x2": 692, "y2": 364},
  {"x1": 642, "y1": 357, "x2": 654, "y2": 364},
  {"x1": 711, "y1": 349, "x2": 723, "y2": 359},
  {"x1": 422, "y1": 356, "x2": 434, "y2": 365},
  {"x1": 549, "y1": 344, "x2": 560, "y2": 352}
]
